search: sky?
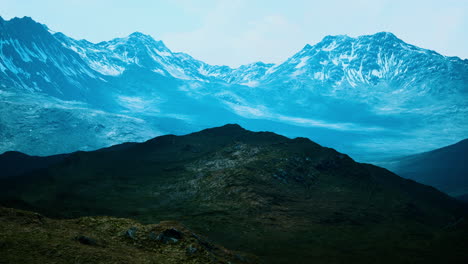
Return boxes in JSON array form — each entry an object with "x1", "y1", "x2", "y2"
[{"x1": 1, "y1": 0, "x2": 466, "y2": 67}]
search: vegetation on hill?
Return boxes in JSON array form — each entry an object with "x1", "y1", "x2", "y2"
[{"x1": 0, "y1": 206, "x2": 255, "y2": 264}]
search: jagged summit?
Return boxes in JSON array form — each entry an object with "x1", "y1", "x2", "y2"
[
  {"x1": 0, "y1": 15, "x2": 48, "y2": 34},
  {"x1": 306, "y1": 32, "x2": 404, "y2": 51},
  {"x1": 5, "y1": 16, "x2": 36, "y2": 23},
  {"x1": 124, "y1": 31, "x2": 162, "y2": 44},
  {"x1": 102, "y1": 31, "x2": 164, "y2": 46},
  {"x1": 302, "y1": 43, "x2": 312, "y2": 50},
  {"x1": 299, "y1": 32, "x2": 406, "y2": 56},
  {"x1": 315, "y1": 32, "x2": 400, "y2": 43},
  {"x1": 319, "y1": 34, "x2": 353, "y2": 43},
  {"x1": 128, "y1": 31, "x2": 151, "y2": 38},
  {"x1": 1, "y1": 16, "x2": 49, "y2": 30},
  {"x1": 368, "y1": 31, "x2": 399, "y2": 39}
]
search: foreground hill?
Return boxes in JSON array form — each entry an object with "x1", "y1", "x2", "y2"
[
  {"x1": 0, "y1": 206, "x2": 254, "y2": 264},
  {"x1": 1, "y1": 124, "x2": 467, "y2": 263},
  {"x1": 382, "y1": 139, "x2": 468, "y2": 197}
]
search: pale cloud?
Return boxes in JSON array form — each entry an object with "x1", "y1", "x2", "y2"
[
  {"x1": 161, "y1": 1, "x2": 307, "y2": 67},
  {"x1": 231, "y1": 15, "x2": 304, "y2": 65},
  {"x1": 224, "y1": 101, "x2": 385, "y2": 132}
]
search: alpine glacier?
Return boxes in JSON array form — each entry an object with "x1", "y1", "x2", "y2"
[{"x1": 1, "y1": 16, "x2": 467, "y2": 161}]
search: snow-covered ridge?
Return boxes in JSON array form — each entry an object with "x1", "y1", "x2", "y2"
[
  {"x1": 250, "y1": 31, "x2": 468, "y2": 96},
  {"x1": 54, "y1": 30, "x2": 278, "y2": 85},
  {"x1": 54, "y1": 26, "x2": 466, "y2": 91}
]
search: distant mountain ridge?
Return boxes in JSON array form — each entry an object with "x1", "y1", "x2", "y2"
[
  {"x1": 0, "y1": 151, "x2": 68, "y2": 179},
  {"x1": 382, "y1": 138, "x2": 468, "y2": 197},
  {"x1": 1, "y1": 16, "x2": 467, "y2": 161}
]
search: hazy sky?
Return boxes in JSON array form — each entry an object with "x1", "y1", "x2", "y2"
[{"x1": 1, "y1": 0, "x2": 466, "y2": 67}]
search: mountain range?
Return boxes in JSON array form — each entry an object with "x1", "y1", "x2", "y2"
[
  {"x1": 1, "y1": 124, "x2": 467, "y2": 263},
  {"x1": 1, "y1": 16, "x2": 467, "y2": 161}
]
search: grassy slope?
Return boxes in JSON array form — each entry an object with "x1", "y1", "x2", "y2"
[{"x1": 0, "y1": 206, "x2": 255, "y2": 264}]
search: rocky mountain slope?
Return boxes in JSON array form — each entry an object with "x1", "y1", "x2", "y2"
[
  {"x1": 1, "y1": 124, "x2": 467, "y2": 263},
  {"x1": 0, "y1": 17, "x2": 107, "y2": 102},
  {"x1": 0, "y1": 206, "x2": 255, "y2": 264},
  {"x1": 381, "y1": 138, "x2": 468, "y2": 197},
  {"x1": 1, "y1": 16, "x2": 467, "y2": 161}
]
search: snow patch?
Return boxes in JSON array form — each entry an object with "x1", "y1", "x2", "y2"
[
  {"x1": 295, "y1": 56, "x2": 310, "y2": 69},
  {"x1": 152, "y1": 68, "x2": 165, "y2": 75},
  {"x1": 314, "y1": 72, "x2": 325, "y2": 80},
  {"x1": 291, "y1": 68, "x2": 306, "y2": 78},
  {"x1": 371, "y1": 69, "x2": 381, "y2": 77},
  {"x1": 89, "y1": 61, "x2": 125, "y2": 76},
  {"x1": 154, "y1": 49, "x2": 172, "y2": 57},
  {"x1": 240, "y1": 81, "x2": 259, "y2": 87},
  {"x1": 322, "y1": 41, "x2": 338, "y2": 51},
  {"x1": 265, "y1": 64, "x2": 279, "y2": 75}
]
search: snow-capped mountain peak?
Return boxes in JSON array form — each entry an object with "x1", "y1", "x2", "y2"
[
  {"x1": 56, "y1": 31, "x2": 190, "y2": 78},
  {"x1": 0, "y1": 16, "x2": 100, "y2": 98},
  {"x1": 128, "y1": 31, "x2": 152, "y2": 38},
  {"x1": 259, "y1": 30, "x2": 467, "y2": 94}
]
